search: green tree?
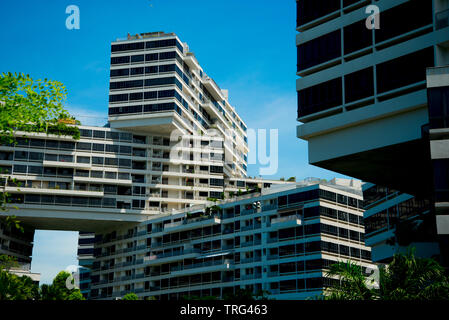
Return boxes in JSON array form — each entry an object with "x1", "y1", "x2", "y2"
[
  {"x1": 322, "y1": 248, "x2": 449, "y2": 300},
  {"x1": 287, "y1": 177, "x2": 296, "y2": 182},
  {"x1": 122, "y1": 293, "x2": 139, "y2": 300},
  {"x1": 40, "y1": 271, "x2": 85, "y2": 300},
  {"x1": 0, "y1": 255, "x2": 39, "y2": 300},
  {"x1": 0, "y1": 72, "x2": 80, "y2": 228}
]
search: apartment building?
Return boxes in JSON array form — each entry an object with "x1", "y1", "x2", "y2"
[
  {"x1": 362, "y1": 183, "x2": 440, "y2": 262},
  {"x1": 0, "y1": 31, "x2": 293, "y2": 297},
  {"x1": 295, "y1": 0, "x2": 449, "y2": 263},
  {"x1": 88, "y1": 178, "x2": 374, "y2": 300},
  {"x1": 427, "y1": 65, "x2": 449, "y2": 267}
]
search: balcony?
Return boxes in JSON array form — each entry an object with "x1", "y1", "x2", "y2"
[
  {"x1": 163, "y1": 216, "x2": 221, "y2": 233},
  {"x1": 143, "y1": 248, "x2": 201, "y2": 265},
  {"x1": 42, "y1": 160, "x2": 90, "y2": 169},
  {"x1": 270, "y1": 215, "x2": 302, "y2": 229},
  {"x1": 170, "y1": 259, "x2": 234, "y2": 276}
]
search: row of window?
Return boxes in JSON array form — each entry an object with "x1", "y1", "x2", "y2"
[
  {"x1": 297, "y1": 47, "x2": 434, "y2": 117},
  {"x1": 109, "y1": 77, "x2": 182, "y2": 91},
  {"x1": 297, "y1": 1, "x2": 433, "y2": 71},
  {"x1": 111, "y1": 38, "x2": 183, "y2": 53},
  {"x1": 110, "y1": 64, "x2": 177, "y2": 78},
  {"x1": 108, "y1": 102, "x2": 182, "y2": 116},
  {"x1": 277, "y1": 188, "x2": 362, "y2": 209},
  {"x1": 111, "y1": 51, "x2": 180, "y2": 65},
  {"x1": 109, "y1": 89, "x2": 177, "y2": 103}
]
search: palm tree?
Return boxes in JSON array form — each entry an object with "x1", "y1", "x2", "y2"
[
  {"x1": 323, "y1": 261, "x2": 375, "y2": 300},
  {"x1": 378, "y1": 248, "x2": 449, "y2": 300},
  {"x1": 322, "y1": 248, "x2": 449, "y2": 300}
]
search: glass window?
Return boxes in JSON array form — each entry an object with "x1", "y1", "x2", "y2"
[
  {"x1": 45, "y1": 140, "x2": 59, "y2": 149},
  {"x1": 59, "y1": 155, "x2": 73, "y2": 162},
  {"x1": 106, "y1": 131, "x2": 120, "y2": 141},
  {"x1": 91, "y1": 171, "x2": 103, "y2": 178},
  {"x1": 44, "y1": 153, "x2": 58, "y2": 161},
  {"x1": 118, "y1": 172, "x2": 130, "y2": 180},
  {"x1": 104, "y1": 172, "x2": 117, "y2": 179},
  {"x1": 59, "y1": 141, "x2": 75, "y2": 150},
  {"x1": 93, "y1": 130, "x2": 106, "y2": 139},
  {"x1": 13, "y1": 165, "x2": 27, "y2": 174},
  {"x1": 29, "y1": 152, "x2": 43, "y2": 161},
  {"x1": 105, "y1": 158, "x2": 118, "y2": 166},
  {"x1": 77, "y1": 156, "x2": 90, "y2": 164},
  {"x1": 105, "y1": 144, "x2": 119, "y2": 153},
  {"x1": 77, "y1": 142, "x2": 92, "y2": 151},
  {"x1": 92, "y1": 144, "x2": 105, "y2": 153},
  {"x1": 30, "y1": 139, "x2": 45, "y2": 148},
  {"x1": 28, "y1": 166, "x2": 42, "y2": 175},
  {"x1": 119, "y1": 158, "x2": 132, "y2": 168},
  {"x1": 43, "y1": 167, "x2": 57, "y2": 176},
  {"x1": 80, "y1": 129, "x2": 93, "y2": 138},
  {"x1": 14, "y1": 151, "x2": 28, "y2": 160},
  {"x1": 91, "y1": 157, "x2": 104, "y2": 165},
  {"x1": 119, "y1": 145, "x2": 132, "y2": 155}
]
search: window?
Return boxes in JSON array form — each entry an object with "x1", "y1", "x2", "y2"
[
  {"x1": 104, "y1": 185, "x2": 117, "y2": 194},
  {"x1": 297, "y1": 30, "x2": 341, "y2": 71},
  {"x1": 105, "y1": 144, "x2": 119, "y2": 154},
  {"x1": 77, "y1": 142, "x2": 92, "y2": 151},
  {"x1": 144, "y1": 77, "x2": 176, "y2": 87},
  {"x1": 110, "y1": 68, "x2": 129, "y2": 78},
  {"x1": 43, "y1": 167, "x2": 56, "y2": 176},
  {"x1": 131, "y1": 55, "x2": 144, "y2": 63},
  {"x1": 28, "y1": 166, "x2": 42, "y2": 175},
  {"x1": 118, "y1": 172, "x2": 130, "y2": 180},
  {"x1": 111, "y1": 56, "x2": 130, "y2": 65},
  {"x1": 376, "y1": 47, "x2": 434, "y2": 94},
  {"x1": 129, "y1": 92, "x2": 143, "y2": 101},
  {"x1": 77, "y1": 156, "x2": 90, "y2": 164},
  {"x1": 119, "y1": 158, "x2": 131, "y2": 168},
  {"x1": 344, "y1": 67, "x2": 374, "y2": 103},
  {"x1": 30, "y1": 139, "x2": 45, "y2": 148},
  {"x1": 375, "y1": 0, "x2": 432, "y2": 44},
  {"x1": 105, "y1": 158, "x2": 118, "y2": 166},
  {"x1": 14, "y1": 151, "x2": 28, "y2": 160},
  {"x1": 145, "y1": 66, "x2": 158, "y2": 74},
  {"x1": 13, "y1": 165, "x2": 27, "y2": 174},
  {"x1": 92, "y1": 157, "x2": 104, "y2": 165},
  {"x1": 45, "y1": 140, "x2": 59, "y2": 149},
  {"x1": 344, "y1": 19, "x2": 372, "y2": 55},
  {"x1": 104, "y1": 172, "x2": 117, "y2": 179},
  {"x1": 119, "y1": 145, "x2": 132, "y2": 155},
  {"x1": 297, "y1": 77, "x2": 342, "y2": 117},
  {"x1": 93, "y1": 130, "x2": 106, "y2": 139},
  {"x1": 120, "y1": 132, "x2": 132, "y2": 142},
  {"x1": 296, "y1": 0, "x2": 340, "y2": 26},
  {"x1": 92, "y1": 143, "x2": 105, "y2": 153},
  {"x1": 91, "y1": 171, "x2": 103, "y2": 178},
  {"x1": 59, "y1": 142, "x2": 75, "y2": 150},
  {"x1": 59, "y1": 155, "x2": 73, "y2": 162},
  {"x1": 111, "y1": 42, "x2": 144, "y2": 52},
  {"x1": 106, "y1": 131, "x2": 120, "y2": 141}
]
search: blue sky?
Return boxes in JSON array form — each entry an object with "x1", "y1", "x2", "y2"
[{"x1": 0, "y1": 0, "x2": 349, "y2": 284}]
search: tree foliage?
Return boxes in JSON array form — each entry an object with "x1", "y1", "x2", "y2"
[
  {"x1": 122, "y1": 293, "x2": 139, "y2": 300},
  {"x1": 39, "y1": 271, "x2": 84, "y2": 300},
  {"x1": 322, "y1": 248, "x2": 449, "y2": 300},
  {"x1": 0, "y1": 72, "x2": 80, "y2": 228}
]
